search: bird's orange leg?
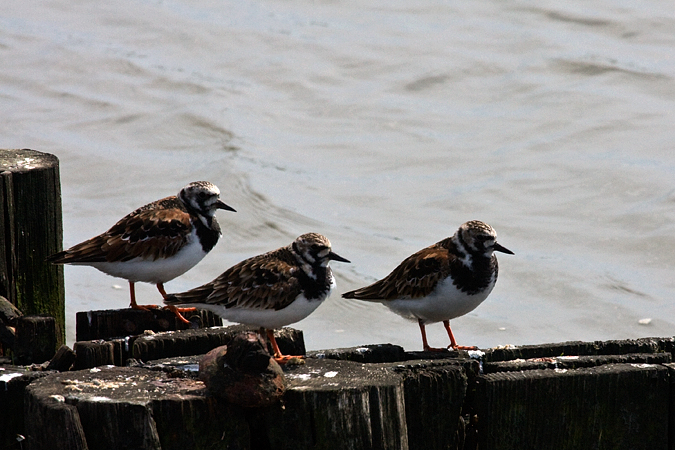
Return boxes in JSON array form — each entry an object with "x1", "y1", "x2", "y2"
[
  {"x1": 156, "y1": 283, "x2": 192, "y2": 324},
  {"x1": 266, "y1": 329, "x2": 304, "y2": 364},
  {"x1": 443, "y1": 320, "x2": 477, "y2": 350},
  {"x1": 419, "y1": 319, "x2": 448, "y2": 352},
  {"x1": 128, "y1": 282, "x2": 158, "y2": 311}
]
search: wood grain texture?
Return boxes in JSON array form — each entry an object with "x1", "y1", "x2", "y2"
[{"x1": 0, "y1": 149, "x2": 64, "y2": 345}]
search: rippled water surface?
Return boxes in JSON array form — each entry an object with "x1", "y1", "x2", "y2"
[{"x1": 2, "y1": 0, "x2": 675, "y2": 350}]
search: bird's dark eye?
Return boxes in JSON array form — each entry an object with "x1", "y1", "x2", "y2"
[{"x1": 198, "y1": 192, "x2": 208, "y2": 199}]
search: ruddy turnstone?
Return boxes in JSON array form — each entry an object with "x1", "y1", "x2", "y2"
[
  {"x1": 46, "y1": 181, "x2": 235, "y2": 323},
  {"x1": 164, "y1": 233, "x2": 350, "y2": 363},
  {"x1": 342, "y1": 220, "x2": 513, "y2": 351}
]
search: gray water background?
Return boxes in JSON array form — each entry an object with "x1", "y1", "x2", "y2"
[{"x1": 2, "y1": 0, "x2": 675, "y2": 351}]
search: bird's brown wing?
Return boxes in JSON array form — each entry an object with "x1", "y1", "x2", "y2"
[
  {"x1": 46, "y1": 197, "x2": 192, "y2": 264},
  {"x1": 343, "y1": 245, "x2": 452, "y2": 301},
  {"x1": 165, "y1": 247, "x2": 303, "y2": 311}
]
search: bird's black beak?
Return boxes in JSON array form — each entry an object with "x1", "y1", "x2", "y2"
[
  {"x1": 493, "y1": 242, "x2": 514, "y2": 255},
  {"x1": 329, "y1": 251, "x2": 351, "y2": 263},
  {"x1": 215, "y1": 200, "x2": 236, "y2": 213}
]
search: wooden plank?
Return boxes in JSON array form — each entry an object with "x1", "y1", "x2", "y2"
[
  {"x1": 308, "y1": 343, "x2": 407, "y2": 363},
  {"x1": 75, "y1": 307, "x2": 222, "y2": 342},
  {"x1": 0, "y1": 149, "x2": 65, "y2": 345},
  {"x1": 131, "y1": 325, "x2": 304, "y2": 363},
  {"x1": 483, "y1": 337, "x2": 675, "y2": 362},
  {"x1": 73, "y1": 337, "x2": 137, "y2": 369},
  {"x1": 483, "y1": 352, "x2": 672, "y2": 374},
  {"x1": 70, "y1": 325, "x2": 305, "y2": 369},
  {"x1": 25, "y1": 357, "x2": 466, "y2": 450},
  {"x1": 309, "y1": 344, "x2": 467, "y2": 364},
  {"x1": 15, "y1": 335, "x2": 675, "y2": 450},
  {"x1": 475, "y1": 363, "x2": 670, "y2": 450}
]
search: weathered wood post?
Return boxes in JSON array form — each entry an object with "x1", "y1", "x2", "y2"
[{"x1": 0, "y1": 149, "x2": 65, "y2": 346}]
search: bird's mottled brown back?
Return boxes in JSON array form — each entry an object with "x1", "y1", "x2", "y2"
[
  {"x1": 46, "y1": 196, "x2": 192, "y2": 264},
  {"x1": 165, "y1": 245, "x2": 303, "y2": 311},
  {"x1": 343, "y1": 239, "x2": 454, "y2": 301}
]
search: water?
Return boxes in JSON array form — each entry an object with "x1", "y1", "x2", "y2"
[{"x1": 2, "y1": 0, "x2": 675, "y2": 351}]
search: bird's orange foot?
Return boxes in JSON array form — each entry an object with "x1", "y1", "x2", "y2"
[
  {"x1": 164, "y1": 305, "x2": 192, "y2": 324},
  {"x1": 130, "y1": 303, "x2": 160, "y2": 311},
  {"x1": 273, "y1": 354, "x2": 306, "y2": 365},
  {"x1": 448, "y1": 344, "x2": 478, "y2": 351},
  {"x1": 166, "y1": 306, "x2": 197, "y2": 313}
]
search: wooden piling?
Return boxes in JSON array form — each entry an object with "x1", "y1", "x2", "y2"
[
  {"x1": 75, "y1": 307, "x2": 223, "y2": 342},
  {"x1": 70, "y1": 325, "x2": 305, "y2": 370},
  {"x1": 23, "y1": 359, "x2": 461, "y2": 450},
  {"x1": 475, "y1": 363, "x2": 670, "y2": 450},
  {"x1": 14, "y1": 315, "x2": 57, "y2": 365},
  {"x1": 23, "y1": 366, "x2": 250, "y2": 450},
  {"x1": 130, "y1": 325, "x2": 305, "y2": 364},
  {"x1": 72, "y1": 340, "x2": 117, "y2": 370},
  {"x1": 9, "y1": 322, "x2": 675, "y2": 450},
  {"x1": 24, "y1": 382, "x2": 90, "y2": 450},
  {"x1": 0, "y1": 149, "x2": 64, "y2": 346},
  {"x1": 482, "y1": 337, "x2": 675, "y2": 362},
  {"x1": 0, "y1": 369, "x2": 50, "y2": 450},
  {"x1": 257, "y1": 358, "x2": 411, "y2": 450}
]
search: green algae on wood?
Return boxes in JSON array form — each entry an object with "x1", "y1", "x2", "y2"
[{"x1": 0, "y1": 149, "x2": 64, "y2": 346}]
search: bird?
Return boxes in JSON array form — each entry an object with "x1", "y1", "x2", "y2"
[
  {"x1": 164, "y1": 233, "x2": 350, "y2": 363},
  {"x1": 342, "y1": 220, "x2": 513, "y2": 351},
  {"x1": 46, "y1": 181, "x2": 236, "y2": 323}
]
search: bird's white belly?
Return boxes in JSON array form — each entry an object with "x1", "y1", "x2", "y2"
[
  {"x1": 86, "y1": 233, "x2": 207, "y2": 284},
  {"x1": 385, "y1": 276, "x2": 496, "y2": 324},
  {"x1": 193, "y1": 292, "x2": 328, "y2": 330}
]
